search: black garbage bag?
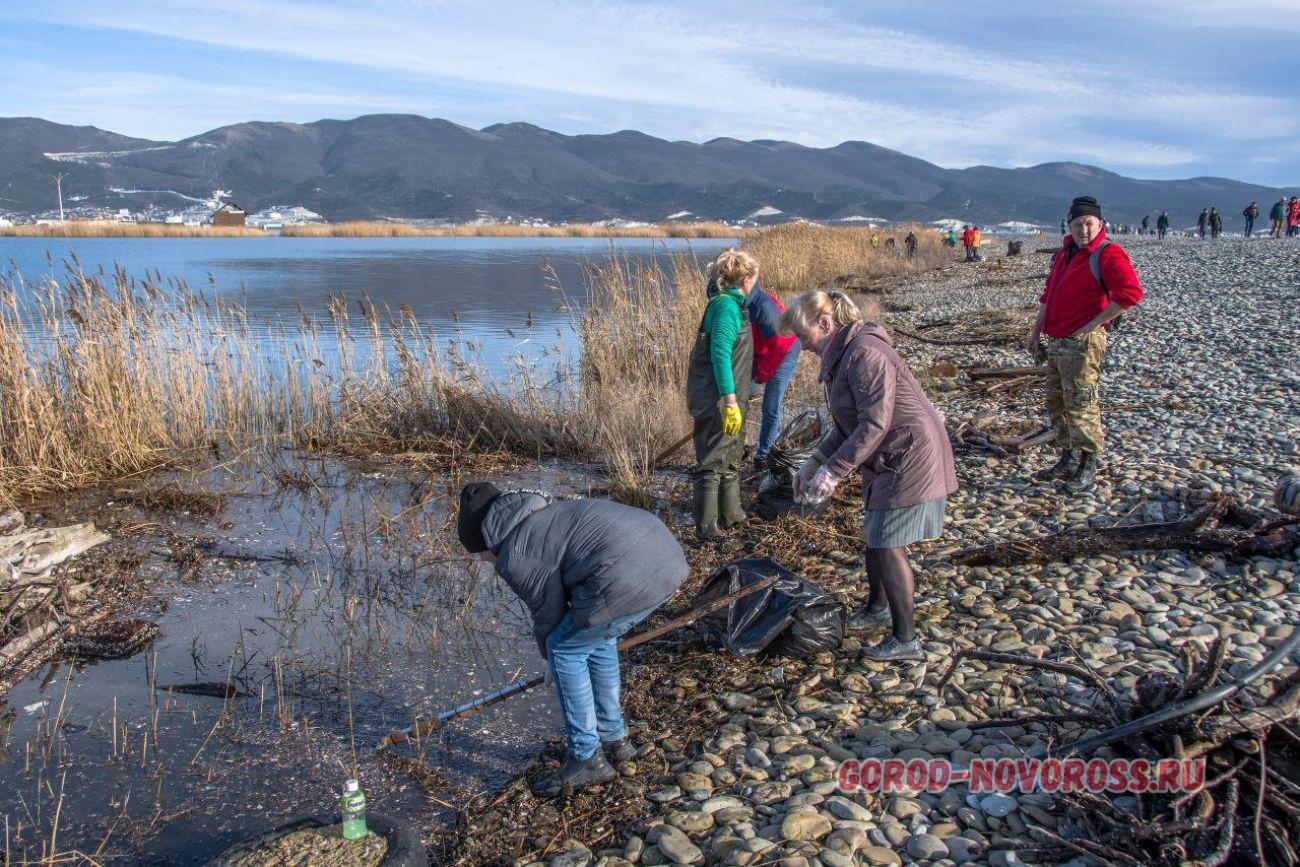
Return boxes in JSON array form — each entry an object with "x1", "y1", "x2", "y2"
[
  {"x1": 694, "y1": 557, "x2": 844, "y2": 658},
  {"x1": 755, "y1": 410, "x2": 832, "y2": 520}
]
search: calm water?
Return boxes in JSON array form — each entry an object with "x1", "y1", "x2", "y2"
[{"x1": 1, "y1": 236, "x2": 733, "y2": 374}]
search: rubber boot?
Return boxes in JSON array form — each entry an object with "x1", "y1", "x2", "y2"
[
  {"x1": 531, "y1": 752, "x2": 617, "y2": 798},
  {"x1": 1034, "y1": 449, "x2": 1078, "y2": 482},
  {"x1": 693, "y1": 477, "x2": 720, "y2": 540},
  {"x1": 718, "y1": 472, "x2": 746, "y2": 528},
  {"x1": 1066, "y1": 451, "x2": 1099, "y2": 493}
]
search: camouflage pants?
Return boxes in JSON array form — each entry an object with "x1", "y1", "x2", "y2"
[{"x1": 1044, "y1": 330, "x2": 1107, "y2": 454}]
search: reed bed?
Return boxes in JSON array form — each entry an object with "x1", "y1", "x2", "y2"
[
  {"x1": 1, "y1": 221, "x2": 266, "y2": 238},
  {"x1": 748, "y1": 221, "x2": 954, "y2": 294},
  {"x1": 0, "y1": 225, "x2": 946, "y2": 502}
]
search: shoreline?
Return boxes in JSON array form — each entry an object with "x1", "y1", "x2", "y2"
[{"x1": 0, "y1": 219, "x2": 745, "y2": 239}]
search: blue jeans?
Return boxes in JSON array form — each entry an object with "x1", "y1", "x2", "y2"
[
  {"x1": 545, "y1": 605, "x2": 657, "y2": 759},
  {"x1": 756, "y1": 345, "x2": 801, "y2": 459}
]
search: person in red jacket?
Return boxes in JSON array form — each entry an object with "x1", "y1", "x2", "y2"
[
  {"x1": 1290, "y1": 197, "x2": 1300, "y2": 238},
  {"x1": 961, "y1": 225, "x2": 975, "y2": 261},
  {"x1": 1026, "y1": 196, "x2": 1143, "y2": 492},
  {"x1": 746, "y1": 282, "x2": 801, "y2": 468}
]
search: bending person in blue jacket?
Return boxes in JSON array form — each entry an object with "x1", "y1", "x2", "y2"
[{"x1": 457, "y1": 482, "x2": 688, "y2": 797}]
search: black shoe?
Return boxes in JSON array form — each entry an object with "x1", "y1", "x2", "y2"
[
  {"x1": 846, "y1": 605, "x2": 891, "y2": 630},
  {"x1": 1065, "y1": 451, "x2": 1099, "y2": 493},
  {"x1": 861, "y1": 635, "x2": 925, "y2": 662},
  {"x1": 1034, "y1": 449, "x2": 1078, "y2": 481},
  {"x1": 531, "y1": 752, "x2": 617, "y2": 798},
  {"x1": 602, "y1": 738, "x2": 638, "y2": 763}
]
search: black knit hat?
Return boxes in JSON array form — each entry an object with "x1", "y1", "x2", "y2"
[
  {"x1": 457, "y1": 482, "x2": 502, "y2": 553},
  {"x1": 1068, "y1": 196, "x2": 1103, "y2": 222}
]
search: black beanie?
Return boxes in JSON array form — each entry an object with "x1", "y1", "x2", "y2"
[
  {"x1": 457, "y1": 482, "x2": 502, "y2": 553},
  {"x1": 1068, "y1": 196, "x2": 1103, "y2": 222}
]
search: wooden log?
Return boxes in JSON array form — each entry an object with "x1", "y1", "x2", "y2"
[
  {"x1": 967, "y1": 365, "x2": 1048, "y2": 380},
  {"x1": 893, "y1": 326, "x2": 1021, "y2": 347},
  {"x1": 0, "y1": 620, "x2": 61, "y2": 672},
  {"x1": 1, "y1": 522, "x2": 110, "y2": 578}
]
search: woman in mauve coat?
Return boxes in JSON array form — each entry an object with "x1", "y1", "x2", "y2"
[{"x1": 781, "y1": 290, "x2": 957, "y2": 661}]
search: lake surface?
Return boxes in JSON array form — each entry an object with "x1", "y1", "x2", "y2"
[{"x1": 0, "y1": 236, "x2": 734, "y2": 375}]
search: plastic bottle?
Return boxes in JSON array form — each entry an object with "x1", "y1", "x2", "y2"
[{"x1": 340, "y1": 778, "x2": 367, "y2": 840}]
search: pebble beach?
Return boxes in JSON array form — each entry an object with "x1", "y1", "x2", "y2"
[{"x1": 503, "y1": 236, "x2": 1300, "y2": 867}]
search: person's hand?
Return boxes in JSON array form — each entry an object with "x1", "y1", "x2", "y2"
[
  {"x1": 1025, "y1": 333, "x2": 1040, "y2": 360},
  {"x1": 794, "y1": 456, "x2": 821, "y2": 498},
  {"x1": 805, "y1": 466, "x2": 841, "y2": 501},
  {"x1": 721, "y1": 403, "x2": 743, "y2": 437}
]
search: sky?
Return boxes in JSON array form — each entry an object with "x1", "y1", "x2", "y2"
[{"x1": 2, "y1": 0, "x2": 1298, "y2": 186}]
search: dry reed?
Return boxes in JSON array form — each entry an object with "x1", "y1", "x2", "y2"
[
  {"x1": 1, "y1": 221, "x2": 265, "y2": 238},
  {"x1": 0, "y1": 225, "x2": 945, "y2": 502}
]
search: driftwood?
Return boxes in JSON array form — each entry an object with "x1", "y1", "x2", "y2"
[
  {"x1": 942, "y1": 631, "x2": 1300, "y2": 865},
  {"x1": 1, "y1": 513, "x2": 112, "y2": 679},
  {"x1": 954, "y1": 494, "x2": 1300, "y2": 566},
  {"x1": 894, "y1": 326, "x2": 1021, "y2": 347},
  {"x1": 967, "y1": 365, "x2": 1048, "y2": 380}
]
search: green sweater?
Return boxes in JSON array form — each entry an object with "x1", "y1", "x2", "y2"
[{"x1": 700, "y1": 287, "x2": 746, "y2": 396}]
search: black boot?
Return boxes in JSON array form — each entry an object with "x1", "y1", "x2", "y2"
[
  {"x1": 693, "y1": 478, "x2": 720, "y2": 540},
  {"x1": 1034, "y1": 449, "x2": 1078, "y2": 481},
  {"x1": 1066, "y1": 451, "x2": 1098, "y2": 493},
  {"x1": 718, "y1": 472, "x2": 747, "y2": 528},
  {"x1": 531, "y1": 752, "x2": 617, "y2": 798},
  {"x1": 602, "y1": 738, "x2": 638, "y2": 763}
]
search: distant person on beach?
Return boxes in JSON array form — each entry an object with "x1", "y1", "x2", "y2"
[
  {"x1": 1197, "y1": 208, "x2": 1209, "y2": 239},
  {"x1": 1290, "y1": 197, "x2": 1300, "y2": 238},
  {"x1": 688, "y1": 250, "x2": 754, "y2": 540},
  {"x1": 1141, "y1": 214, "x2": 1150, "y2": 235},
  {"x1": 970, "y1": 225, "x2": 983, "y2": 260},
  {"x1": 945, "y1": 228, "x2": 958, "y2": 247},
  {"x1": 1060, "y1": 219, "x2": 1067, "y2": 236},
  {"x1": 1027, "y1": 196, "x2": 1144, "y2": 493},
  {"x1": 1243, "y1": 202, "x2": 1259, "y2": 237},
  {"x1": 1209, "y1": 208, "x2": 1222, "y2": 239},
  {"x1": 1157, "y1": 211, "x2": 1170, "y2": 238},
  {"x1": 780, "y1": 291, "x2": 956, "y2": 662},
  {"x1": 885, "y1": 236, "x2": 896, "y2": 255},
  {"x1": 961, "y1": 225, "x2": 973, "y2": 259},
  {"x1": 905, "y1": 231, "x2": 918, "y2": 260},
  {"x1": 746, "y1": 274, "x2": 801, "y2": 472},
  {"x1": 870, "y1": 232, "x2": 880, "y2": 249},
  {"x1": 1270, "y1": 197, "x2": 1288, "y2": 237},
  {"x1": 456, "y1": 483, "x2": 687, "y2": 796}
]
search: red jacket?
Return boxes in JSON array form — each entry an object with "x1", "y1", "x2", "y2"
[
  {"x1": 1290, "y1": 201, "x2": 1300, "y2": 227},
  {"x1": 961, "y1": 228, "x2": 974, "y2": 248},
  {"x1": 1039, "y1": 230, "x2": 1143, "y2": 338},
  {"x1": 747, "y1": 287, "x2": 799, "y2": 383}
]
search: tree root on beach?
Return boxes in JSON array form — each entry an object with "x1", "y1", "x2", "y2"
[
  {"x1": 953, "y1": 494, "x2": 1300, "y2": 566},
  {"x1": 939, "y1": 630, "x2": 1300, "y2": 866}
]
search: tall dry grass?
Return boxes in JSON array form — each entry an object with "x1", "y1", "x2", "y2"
[
  {"x1": 0, "y1": 224, "x2": 948, "y2": 502},
  {"x1": 1, "y1": 221, "x2": 266, "y2": 238},
  {"x1": 748, "y1": 222, "x2": 955, "y2": 295}
]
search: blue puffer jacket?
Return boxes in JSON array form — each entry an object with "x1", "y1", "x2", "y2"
[{"x1": 481, "y1": 491, "x2": 689, "y2": 654}]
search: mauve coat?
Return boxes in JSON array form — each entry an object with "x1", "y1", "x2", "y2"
[{"x1": 817, "y1": 321, "x2": 958, "y2": 511}]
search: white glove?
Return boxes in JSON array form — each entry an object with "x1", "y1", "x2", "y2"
[
  {"x1": 804, "y1": 466, "x2": 842, "y2": 502},
  {"x1": 793, "y1": 457, "x2": 821, "y2": 498}
]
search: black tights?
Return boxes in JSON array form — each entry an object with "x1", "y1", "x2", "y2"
[{"x1": 863, "y1": 546, "x2": 916, "y2": 642}]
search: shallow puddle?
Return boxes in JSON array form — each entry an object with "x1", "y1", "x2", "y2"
[{"x1": 0, "y1": 451, "x2": 600, "y2": 864}]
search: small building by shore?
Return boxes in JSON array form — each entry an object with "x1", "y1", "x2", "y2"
[{"x1": 211, "y1": 202, "x2": 247, "y2": 227}]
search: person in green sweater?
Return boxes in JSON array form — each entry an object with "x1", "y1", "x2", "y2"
[{"x1": 686, "y1": 249, "x2": 755, "y2": 540}]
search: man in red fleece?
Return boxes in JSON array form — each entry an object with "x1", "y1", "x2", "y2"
[{"x1": 1026, "y1": 196, "x2": 1143, "y2": 492}]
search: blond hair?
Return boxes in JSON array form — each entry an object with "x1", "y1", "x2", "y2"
[
  {"x1": 712, "y1": 248, "x2": 759, "y2": 290},
  {"x1": 780, "y1": 290, "x2": 869, "y2": 336}
]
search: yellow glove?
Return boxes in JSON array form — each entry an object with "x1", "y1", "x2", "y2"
[{"x1": 721, "y1": 403, "x2": 743, "y2": 437}]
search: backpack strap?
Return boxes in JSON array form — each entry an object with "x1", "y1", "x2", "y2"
[{"x1": 1089, "y1": 239, "x2": 1112, "y2": 296}]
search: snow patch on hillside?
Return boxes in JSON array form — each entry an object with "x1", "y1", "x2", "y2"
[
  {"x1": 45, "y1": 145, "x2": 175, "y2": 164},
  {"x1": 746, "y1": 206, "x2": 783, "y2": 219}
]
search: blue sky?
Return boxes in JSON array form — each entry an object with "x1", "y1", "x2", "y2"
[{"x1": 2, "y1": 0, "x2": 1298, "y2": 185}]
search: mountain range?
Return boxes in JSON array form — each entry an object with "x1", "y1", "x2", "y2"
[{"x1": 2, "y1": 114, "x2": 1295, "y2": 225}]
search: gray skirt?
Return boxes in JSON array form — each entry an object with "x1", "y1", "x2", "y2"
[{"x1": 863, "y1": 496, "x2": 947, "y2": 549}]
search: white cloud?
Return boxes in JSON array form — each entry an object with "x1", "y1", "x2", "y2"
[{"x1": 5, "y1": 0, "x2": 1298, "y2": 181}]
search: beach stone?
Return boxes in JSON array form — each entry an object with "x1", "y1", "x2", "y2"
[
  {"x1": 989, "y1": 850, "x2": 1025, "y2": 867},
  {"x1": 861, "y1": 846, "x2": 903, "y2": 866},
  {"x1": 946, "y1": 836, "x2": 982, "y2": 863},
  {"x1": 721, "y1": 692, "x2": 758, "y2": 711},
  {"x1": 666, "y1": 809, "x2": 714, "y2": 835},
  {"x1": 549, "y1": 840, "x2": 592, "y2": 867},
  {"x1": 825, "y1": 796, "x2": 873, "y2": 822},
  {"x1": 980, "y1": 794, "x2": 1017, "y2": 818},
  {"x1": 780, "y1": 812, "x2": 832, "y2": 841},
  {"x1": 648, "y1": 825, "x2": 703, "y2": 865},
  {"x1": 907, "y1": 833, "x2": 948, "y2": 861}
]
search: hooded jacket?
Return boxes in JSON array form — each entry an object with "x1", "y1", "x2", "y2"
[
  {"x1": 747, "y1": 283, "x2": 799, "y2": 384},
  {"x1": 817, "y1": 322, "x2": 958, "y2": 511},
  {"x1": 481, "y1": 491, "x2": 688, "y2": 653}
]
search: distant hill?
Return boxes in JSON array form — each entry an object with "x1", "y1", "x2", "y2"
[{"x1": 1, "y1": 114, "x2": 1294, "y2": 226}]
